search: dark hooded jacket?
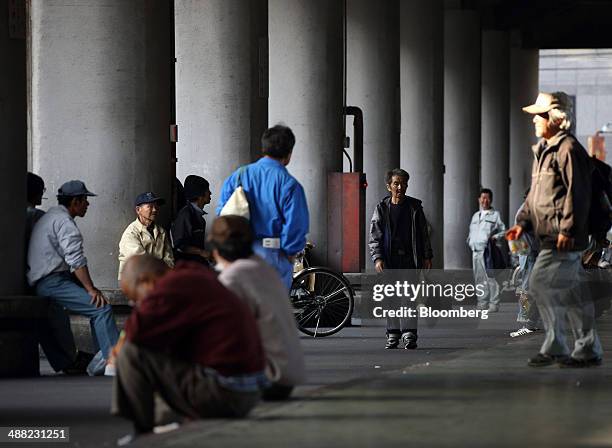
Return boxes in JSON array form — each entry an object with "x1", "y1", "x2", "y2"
[
  {"x1": 516, "y1": 131, "x2": 592, "y2": 251},
  {"x1": 369, "y1": 195, "x2": 433, "y2": 269}
]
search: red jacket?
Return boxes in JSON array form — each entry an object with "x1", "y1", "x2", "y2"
[{"x1": 124, "y1": 262, "x2": 265, "y2": 376}]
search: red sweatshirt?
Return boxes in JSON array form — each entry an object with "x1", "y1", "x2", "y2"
[{"x1": 124, "y1": 262, "x2": 265, "y2": 376}]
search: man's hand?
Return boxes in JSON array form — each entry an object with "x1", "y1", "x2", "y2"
[
  {"x1": 506, "y1": 225, "x2": 523, "y2": 241},
  {"x1": 88, "y1": 287, "x2": 108, "y2": 308},
  {"x1": 375, "y1": 259, "x2": 384, "y2": 273},
  {"x1": 423, "y1": 259, "x2": 432, "y2": 270},
  {"x1": 557, "y1": 233, "x2": 575, "y2": 251}
]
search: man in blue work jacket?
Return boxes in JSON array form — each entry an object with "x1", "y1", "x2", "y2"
[{"x1": 216, "y1": 124, "x2": 309, "y2": 290}]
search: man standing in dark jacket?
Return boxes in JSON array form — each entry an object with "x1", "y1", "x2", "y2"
[
  {"x1": 507, "y1": 91, "x2": 603, "y2": 367},
  {"x1": 369, "y1": 168, "x2": 433, "y2": 349}
]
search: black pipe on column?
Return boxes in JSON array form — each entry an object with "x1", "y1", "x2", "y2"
[{"x1": 344, "y1": 106, "x2": 363, "y2": 173}]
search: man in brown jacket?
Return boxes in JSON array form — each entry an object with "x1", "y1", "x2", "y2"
[{"x1": 507, "y1": 92, "x2": 603, "y2": 368}]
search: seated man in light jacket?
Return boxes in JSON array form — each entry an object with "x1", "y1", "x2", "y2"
[
  {"x1": 118, "y1": 192, "x2": 174, "y2": 280},
  {"x1": 211, "y1": 215, "x2": 306, "y2": 400}
]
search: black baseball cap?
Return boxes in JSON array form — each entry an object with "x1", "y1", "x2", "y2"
[
  {"x1": 184, "y1": 175, "x2": 210, "y2": 200},
  {"x1": 134, "y1": 192, "x2": 165, "y2": 207}
]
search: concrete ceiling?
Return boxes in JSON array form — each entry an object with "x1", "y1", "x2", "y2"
[{"x1": 475, "y1": 0, "x2": 612, "y2": 48}]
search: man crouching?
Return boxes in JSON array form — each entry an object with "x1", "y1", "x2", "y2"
[{"x1": 111, "y1": 255, "x2": 268, "y2": 440}]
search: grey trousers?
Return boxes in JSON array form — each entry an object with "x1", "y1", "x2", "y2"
[
  {"x1": 382, "y1": 269, "x2": 418, "y2": 333},
  {"x1": 111, "y1": 342, "x2": 261, "y2": 433},
  {"x1": 529, "y1": 249, "x2": 603, "y2": 360},
  {"x1": 472, "y1": 251, "x2": 500, "y2": 307}
]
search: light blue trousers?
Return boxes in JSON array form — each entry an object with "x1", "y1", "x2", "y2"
[{"x1": 36, "y1": 272, "x2": 119, "y2": 360}]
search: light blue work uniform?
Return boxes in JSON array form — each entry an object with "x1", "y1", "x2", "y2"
[
  {"x1": 467, "y1": 208, "x2": 506, "y2": 308},
  {"x1": 217, "y1": 157, "x2": 309, "y2": 290}
]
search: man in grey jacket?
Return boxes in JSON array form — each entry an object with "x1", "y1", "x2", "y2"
[
  {"x1": 28, "y1": 180, "x2": 119, "y2": 375},
  {"x1": 507, "y1": 92, "x2": 603, "y2": 368}
]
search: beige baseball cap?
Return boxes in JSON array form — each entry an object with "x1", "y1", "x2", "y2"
[{"x1": 522, "y1": 92, "x2": 571, "y2": 114}]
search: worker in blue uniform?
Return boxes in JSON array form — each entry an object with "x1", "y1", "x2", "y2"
[{"x1": 217, "y1": 124, "x2": 309, "y2": 290}]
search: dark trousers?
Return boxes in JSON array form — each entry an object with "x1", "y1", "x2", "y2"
[
  {"x1": 111, "y1": 342, "x2": 261, "y2": 433},
  {"x1": 263, "y1": 384, "x2": 294, "y2": 401}
]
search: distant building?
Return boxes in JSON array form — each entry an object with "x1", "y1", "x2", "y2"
[{"x1": 540, "y1": 49, "x2": 612, "y2": 164}]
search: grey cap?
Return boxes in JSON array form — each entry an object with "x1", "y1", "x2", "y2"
[{"x1": 57, "y1": 180, "x2": 97, "y2": 197}]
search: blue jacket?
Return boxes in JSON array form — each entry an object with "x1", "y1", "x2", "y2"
[{"x1": 216, "y1": 157, "x2": 309, "y2": 256}]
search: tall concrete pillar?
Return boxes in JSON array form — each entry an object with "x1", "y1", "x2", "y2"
[
  {"x1": 481, "y1": 30, "x2": 510, "y2": 224},
  {"x1": 400, "y1": 0, "x2": 444, "y2": 267},
  {"x1": 175, "y1": 0, "x2": 267, "y2": 211},
  {"x1": 347, "y1": 0, "x2": 399, "y2": 269},
  {"x1": 0, "y1": 0, "x2": 27, "y2": 294},
  {"x1": 30, "y1": 0, "x2": 174, "y2": 288},
  {"x1": 443, "y1": 10, "x2": 481, "y2": 269},
  {"x1": 269, "y1": 0, "x2": 344, "y2": 263},
  {"x1": 509, "y1": 42, "x2": 539, "y2": 220}
]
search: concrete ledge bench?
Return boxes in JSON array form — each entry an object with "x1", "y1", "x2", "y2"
[{"x1": 0, "y1": 296, "x2": 49, "y2": 377}]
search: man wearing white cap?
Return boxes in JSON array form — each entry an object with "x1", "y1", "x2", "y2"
[
  {"x1": 28, "y1": 180, "x2": 120, "y2": 375},
  {"x1": 506, "y1": 92, "x2": 603, "y2": 368}
]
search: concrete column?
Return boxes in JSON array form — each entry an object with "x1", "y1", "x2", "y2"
[
  {"x1": 347, "y1": 0, "x2": 399, "y2": 269},
  {"x1": 443, "y1": 10, "x2": 481, "y2": 269},
  {"x1": 481, "y1": 30, "x2": 510, "y2": 224},
  {"x1": 509, "y1": 42, "x2": 539, "y2": 220},
  {"x1": 269, "y1": 0, "x2": 344, "y2": 263},
  {"x1": 175, "y1": 0, "x2": 267, "y2": 211},
  {"x1": 0, "y1": 0, "x2": 27, "y2": 294},
  {"x1": 30, "y1": 0, "x2": 174, "y2": 288},
  {"x1": 400, "y1": 0, "x2": 444, "y2": 267}
]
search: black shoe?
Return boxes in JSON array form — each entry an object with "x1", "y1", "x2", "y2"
[
  {"x1": 385, "y1": 333, "x2": 400, "y2": 349},
  {"x1": 63, "y1": 351, "x2": 94, "y2": 375},
  {"x1": 558, "y1": 357, "x2": 603, "y2": 368},
  {"x1": 401, "y1": 332, "x2": 418, "y2": 350},
  {"x1": 527, "y1": 353, "x2": 567, "y2": 367}
]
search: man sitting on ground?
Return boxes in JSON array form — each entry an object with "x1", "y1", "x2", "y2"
[
  {"x1": 28, "y1": 180, "x2": 119, "y2": 375},
  {"x1": 118, "y1": 192, "x2": 174, "y2": 280},
  {"x1": 211, "y1": 216, "x2": 306, "y2": 400},
  {"x1": 26, "y1": 172, "x2": 46, "y2": 244},
  {"x1": 171, "y1": 175, "x2": 212, "y2": 264},
  {"x1": 112, "y1": 255, "x2": 268, "y2": 440}
]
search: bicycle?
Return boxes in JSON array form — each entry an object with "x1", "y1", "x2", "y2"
[{"x1": 290, "y1": 243, "x2": 355, "y2": 337}]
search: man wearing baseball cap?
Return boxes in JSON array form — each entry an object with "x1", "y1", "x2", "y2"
[
  {"x1": 118, "y1": 192, "x2": 174, "y2": 280},
  {"x1": 27, "y1": 180, "x2": 119, "y2": 375},
  {"x1": 506, "y1": 92, "x2": 603, "y2": 368},
  {"x1": 171, "y1": 175, "x2": 212, "y2": 264}
]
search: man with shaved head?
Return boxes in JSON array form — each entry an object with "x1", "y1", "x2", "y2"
[{"x1": 111, "y1": 255, "x2": 268, "y2": 440}]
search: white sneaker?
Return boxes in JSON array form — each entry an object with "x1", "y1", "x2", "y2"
[
  {"x1": 104, "y1": 364, "x2": 116, "y2": 377},
  {"x1": 117, "y1": 433, "x2": 135, "y2": 446},
  {"x1": 510, "y1": 327, "x2": 535, "y2": 338},
  {"x1": 153, "y1": 422, "x2": 180, "y2": 434}
]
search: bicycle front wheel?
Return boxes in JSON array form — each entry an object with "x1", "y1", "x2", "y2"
[{"x1": 289, "y1": 267, "x2": 354, "y2": 337}]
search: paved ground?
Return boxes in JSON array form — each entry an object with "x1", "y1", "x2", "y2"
[{"x1": 1, "y1": 303, "x2": 611, "y2": 447}]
